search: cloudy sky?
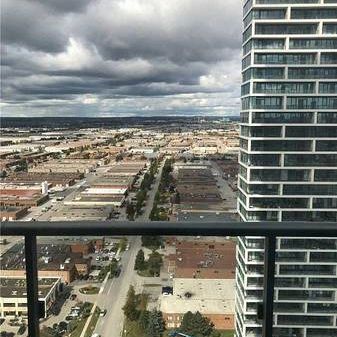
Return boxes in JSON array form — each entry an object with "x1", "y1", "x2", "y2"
[{"x1": 1, "y1": 0, "x2": 242, "y2": 117}]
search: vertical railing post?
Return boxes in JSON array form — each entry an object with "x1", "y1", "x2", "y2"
[
  {"x1": 25, "y1": 234, "x2": 40, "y2": 337},
  {"x1": 262, "y1": 235, "x2": 276, "y2": 337}
]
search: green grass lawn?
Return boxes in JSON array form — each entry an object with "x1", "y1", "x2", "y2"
[
  {"x1": 79, "y1": 286, "x2": 99, "y2": 294},
  {"x1": 84, "y1": 306, "x2": 100, "y2": 337},
  {"x1": 68, "y1": 317, "x2": 87, "y2": 337},
  {"x1": 218, "y1": 330, "x2": 235, "y2": 337},
  {"x1": 122, "y1": 318, "x2": 146, "y2": 337}
]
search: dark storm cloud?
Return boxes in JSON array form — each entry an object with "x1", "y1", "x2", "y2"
[
  {"x1": 1, "y1": 0, "x2": 242, "y2": 116},
  {"x1": 33, "y1": 0, "x2": 92, "y2": 13},
  {"x1": 1, "y1": 0, "x2": 68, "y2": 53}
]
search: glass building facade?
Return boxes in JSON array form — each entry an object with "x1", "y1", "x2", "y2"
[{"x1": 237, "y1": 1, "x2": 337, "y2": 336}]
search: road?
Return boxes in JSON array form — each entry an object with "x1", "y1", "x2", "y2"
[
  {"x1": 210, "y1": 160, "x2": 237, "y2": 211},
  {"x1": 93, "y1": 159, "x2": 165, "y2": 337},
  {"x1": 139, "y1": 160, "x2": 165, "y2": 221},
  {"x1": 94, "y1": 236, "x2": 141, "y2": 337}
]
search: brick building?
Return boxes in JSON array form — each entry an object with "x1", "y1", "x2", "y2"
[{"x1": 165, "y1": 239, "x2": 236, "y2": 279}]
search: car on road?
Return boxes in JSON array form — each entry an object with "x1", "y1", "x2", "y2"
[
  {"x1": 99, "y1": 309, "x2": 107, "y2": 317},
  {"x1": 91, "y1": 334, "x2": 101, "y2": 337},
  {"x1": 114, "y1": 267, "x2": 121, "y2": 277}
]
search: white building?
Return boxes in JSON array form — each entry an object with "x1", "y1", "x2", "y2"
[
  {"x1": 160, "y1": 278, "x2": 235, "y2": 330},
  {"x1": 0, "y1": 277, "x2": 61, "y2": 318},
  {"x1": 237, "y1": 1, "x2": 337, "y2": 337}
]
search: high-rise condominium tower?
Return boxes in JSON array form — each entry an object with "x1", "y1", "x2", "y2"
[{"x1": 237, "y1": 1, "x2": 337, "y2": 336}]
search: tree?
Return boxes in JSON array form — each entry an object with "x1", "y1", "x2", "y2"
[
  {"x1": 109, "y1": 259, "x2": 118, "y2": 277},
  {"x1": 180, "y1": 311, "x2": 214, "y2": 337},
  {"x1": 141, "y1": 236, "x2": 162, "y2": 250},
  {"x1": 122, "y1": 286, "x2": 139, "y2": 321},
  {"x1": 139, "y1": 310, "x2": 150, "y2": 330},
  {"x1": 175, "y1": 192, "x2": 180, "y2": 204},
  {"x1": 134, "y1": 249, "x2": 146, "y2": 271},
  {"x1": 146, "y1": 310, "x2": 165, "y2": 337},
  {"x1": 147, "y1": 251, "x2": 163, "y2": 276},
  {"x1": 136, "y1": 189, "x2": 147, "y2": 214},
  {"x1": 154, "y1": 191, "x2": 160, "y2": 203},
  {"x1": 126, "y1": 202, "x2": 135, "y2": 221}
]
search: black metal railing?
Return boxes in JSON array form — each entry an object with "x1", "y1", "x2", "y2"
[{"x1": 1, "y1": 221, "x2": 336, "y2": 337}]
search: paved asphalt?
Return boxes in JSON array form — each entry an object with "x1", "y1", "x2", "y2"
[
  {"x1": 94, "y1": 236, "x2": 141, "y2": 337},
  {"x1": 92, "y1": 160, "x2": 165, "y2": 337}
]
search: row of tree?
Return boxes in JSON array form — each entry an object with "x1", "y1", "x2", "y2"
[
  {"x1": 159, "y1": 158, "x2": 174, "y2": 193},
  {"x1": 134, "y1": 249, "x2": 163, "y2": 276},
  {"x1": 126, "y1": 159, "x2": 159, "y2": 220},
  {"x1": 123, "y1": 286, "x2": 165, "y2": 337},
  {"x1": 141, "y1": 235, "x2": 162, "y2": 250},
  {"x1": 149, "y1": 158, "x2": 174, "y2": 220}
]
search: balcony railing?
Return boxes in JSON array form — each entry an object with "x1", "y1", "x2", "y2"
[{"x1": 1, "y1": 220, "x2": 336, "y2": 337}]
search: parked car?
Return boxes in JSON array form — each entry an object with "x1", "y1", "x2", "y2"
[
  {"x1": 162, "y1": 286, "x2": 173, "y2": 296},
  {"x1": 70, "y1": 294, "x2": 77, "y2": 300}
]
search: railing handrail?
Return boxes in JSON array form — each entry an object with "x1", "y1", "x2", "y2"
[
  {"x1": 1, "y1": 220, "x2": 337, "y2": 237},
  {"x1": 1, "y1": 220, "x2": 336, "y2": 337}
]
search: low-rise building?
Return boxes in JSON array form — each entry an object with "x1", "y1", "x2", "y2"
[
  {"x1": 29, "y1": 159, "x2": 98, "y2": 174},
  {"x1": 0, "y1": 277, "x2": 61, "y2": 318},
  {"x1": 50, "y1": 206, "x2": 113, "y2": 221},
  {"x1": 65, "y1": 194, "x2": 125, "y2": 207},
  {"x1": 0, "y1": 243, "x2": 91, "y2": 284},
  {"x1": 0, "y1": 206, "x2": 28, "y2": 221},
  {"x1": 160, "y1": 278, "x2": 235, "y2": 330},
  {"x1": 5, "y1": 172, "x2": 78, "y2": 187},
  {"x1": 165, "y1": 239, "x2": 236, "y2": 279},
  {"x1": 0, "y1": 185, "x2": 48, "y2": 208}
]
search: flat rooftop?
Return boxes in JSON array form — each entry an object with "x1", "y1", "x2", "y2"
[
  {"x1": 176, "y1": 211, "x2": 237, "y2": 222},
  {"x1": 72, "y1": 194, "x2": 124, "y2": 202},
  {"x1": 1, "y1": 243, "x2": 88, "y2": 271},
  {"x1": 0, "y1": 277, "x2": 60, "y2": 298},
  {"x1": 50, "y1": 206, "x2": 112, "y2": 221},
  {"x1": 160, "y1": 278, "x2": 235, "y2": 315},
  {"x1": 167, "y1": 239, "x2": 236, "y2": 279}
]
